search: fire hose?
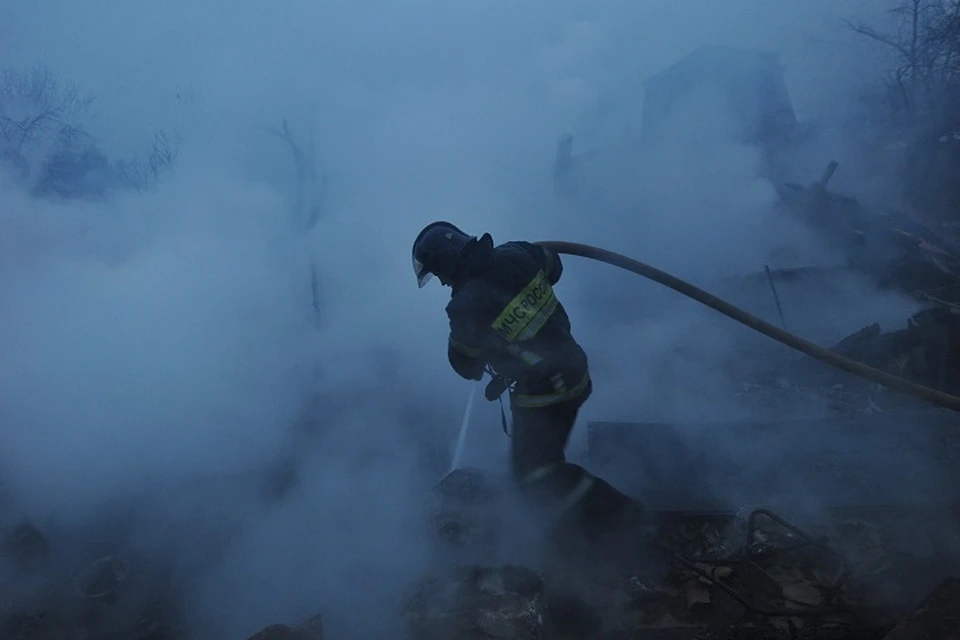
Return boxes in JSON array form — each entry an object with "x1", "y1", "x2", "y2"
[{"x1": 535, "y1": 240, "x2": 960, "y2": 414}]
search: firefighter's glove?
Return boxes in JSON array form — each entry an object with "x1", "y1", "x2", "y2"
[{"x1": 485, "y1": 375, "x2": 508, "y2": 402}]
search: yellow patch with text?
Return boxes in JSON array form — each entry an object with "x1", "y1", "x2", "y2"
[{"x1": 491, "y1": 270, "x2": 558, "y2": 342}]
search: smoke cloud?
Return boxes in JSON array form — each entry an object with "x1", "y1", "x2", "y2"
[{"x1": 1, "y1": 0, "x2": 943, "y2": 637}]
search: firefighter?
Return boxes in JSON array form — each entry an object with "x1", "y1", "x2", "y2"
[{"x1": 412, "y1": 221, "x2": 647, "y2": 540}]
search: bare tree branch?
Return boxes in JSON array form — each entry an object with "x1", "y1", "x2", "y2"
[
  {"x1": 845, "y1": 18, "x2": 913, "y2": 58},
  {"x1": 0, "y1": 64, "x2": 93, "y2": 173},
  {"x1": 259, "y1": 116, "x2": 324, "y2": 232}
]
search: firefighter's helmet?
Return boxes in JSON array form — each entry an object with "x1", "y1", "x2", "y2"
[{"x1": 412, "y1": 221, "x2": 475, "y2": 288}]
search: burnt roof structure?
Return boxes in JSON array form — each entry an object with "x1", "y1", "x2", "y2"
[{"x1": 640, "y1": 45, "x2": 798, "y2": 151}]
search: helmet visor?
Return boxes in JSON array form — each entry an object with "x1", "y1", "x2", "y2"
[{"x1": 413, "y1": 256, "x2": 434, "y2": 288}]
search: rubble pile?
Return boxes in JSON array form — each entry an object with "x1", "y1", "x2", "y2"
[
  {"x1": 404, "y1": 467, "x2": 960, "y2": 640},
  {"x1": 826, "y1": 309, "x2": 960, "y2": 395},
  {"x1": 0, "y1": 552, "x2": 184, "y2": 640},
  {"x1": 707, "y1": 158, "x2": 960, "y2": 418},
  {"x1": 658, "y1": 511, "x2": 877, "y2": 631},
  {"x1": 3, "y1": 465, "x2": 959, "y2": 639},
  {"x1": 882, "y1": 578, "x2": 960, "y2": 640},
  {"x1": 735, "y1": 304, "x2": 960, "y2": 417},
  {"x1": 1, "y1": 515, "x2": 182, "y2": 640},
  {"x1": 402, "y1": 564, "x2": 555, "y2": 640},
  {"x1": 427, "y1": 467, "x2": 510, "y2": 549},
  {"x1": 246, "y1": 615, "x2": 324, "y2": 640},
  {"x1": 773, "y1": 160, "x2": 960, "y2": 308},
  {"x1": 0, "y1": 591, "x2": 183, "y2": 640}
]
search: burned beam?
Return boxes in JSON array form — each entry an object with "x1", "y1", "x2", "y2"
[
  {"x1": 586, "y1": 412, "x2": 960, "y2": 512},
  {"x1": 882, "y1": 578, "x2": 960, "y2": 640}
]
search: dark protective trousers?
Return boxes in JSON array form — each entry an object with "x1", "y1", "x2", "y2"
[{"x1": 508, "y1": 378, "x2": 641, "y2": 535}]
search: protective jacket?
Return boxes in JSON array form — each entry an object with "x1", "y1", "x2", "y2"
[{"x1": 445, "y1": 235, "x2": 590, "y2": 408}]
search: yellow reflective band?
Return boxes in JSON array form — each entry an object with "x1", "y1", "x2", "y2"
[
  {"x1": 449, "y1": 336, "x2": 483, "y2": 358},
  {"x1": 549, "y1": 373, "x2": 565, "y2": 393},
  {"x1": 559, "y1": 476, "x2": 595, "y2": 514},
  {"x1": 512, "y1": 373, "x2": 591, "y2": 408},
  {"x1": 520, "y1": 464, "x2": 558, "y2": 487},
  {"x1": 450, "y1": 337, "x2": 483, "y2": 358},
  {"x1": 491, "y1": 270, "x2": 558, "y2": 343},
  {"x1": 506, "y1": 344, "x2": 544, "y2": 366},
  {"x1": 518, "y1": 350, "x2": 543, "y2": 365}
]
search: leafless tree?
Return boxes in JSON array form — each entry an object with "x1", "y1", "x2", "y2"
[
  {"x1": 0, "y1": 64, "x2": 179, "y2": 197},
  {"x1": 0, "y1": 65, "x2": 93, "y2": 178},
  {"x1": 259, "y1": 117, "x2": 328, "y2": 328},
  {"x1": 847, "y1": 1, "x2": 960, "y2": 215},
  {"x1": 113, "y1": 128, "x2": 181, "y2": 192},
  {"x1": 847, "y1": 0, "x2": 960, "y2": 134},
  {"x1": 260, "y1": 117, "x2": 326, "y2": 233}
]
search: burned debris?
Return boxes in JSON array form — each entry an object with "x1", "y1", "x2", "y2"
[
  {"x1": 10, "y1": 440, "x2": 958, "y2": 638},
  {"x1": 825, "y1": 306, "x2": 960, "y2": 397},
  {"x1": 402, "y1": 565, "x2": 552, "y2": 640},
  {"x1": 687, "y1": 154, "x2": 960, "y2": 416},
  {"x1": 6, "y1": 7, "x2": 960, "y2": 640},
  {"x1": 1, "y1": 549, "x2": 185, "y2": 640},
  {"x1": 638, "y1": 510, "x2": 871, "y2": 636},
  {"x1": 731, "y1": 304, "x2": 960, "y2": 416},
  {"x1": 245, "y1": 615, "x2": 325, "y2": 640},
  {"x1": 406, "y1": 463, "x2": 960, "y2": 639},
  {"x1": 773, "y1": 160, "x2": 960, "y2": 307},
  {"x1": 882, "y1": 578, "x2": 960, "y2": 640},
  {"x1": 428, "y1": 467, "x2": 508, "y2": 548}
]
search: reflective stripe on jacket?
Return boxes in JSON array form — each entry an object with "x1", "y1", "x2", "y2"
[
  {"x1": 445, "y1": 239, "x2": 588, "y2": 388},
  {"x1": 511, "y1": 371, "x2": 591, "y2": 408}
]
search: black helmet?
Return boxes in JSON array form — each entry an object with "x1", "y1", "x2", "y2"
[{"x1": 412, "y1": 221, "x2": 475, "y2": 288}]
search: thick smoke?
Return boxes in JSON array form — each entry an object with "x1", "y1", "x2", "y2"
[{"x1": 1, "y1": 0, "x2": 943, "y2": 637}]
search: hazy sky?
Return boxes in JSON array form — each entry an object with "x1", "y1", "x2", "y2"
[
  {"x1": 2, "y1": 0, "x2": 895, "y2": 150},
  {"x1": 0, "y1": 1, "x2": 929, "y2": 638}
]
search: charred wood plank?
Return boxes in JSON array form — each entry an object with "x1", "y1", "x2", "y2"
[{"x1": 882, "y1": 577, "x2": 960, "y2": 640}]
